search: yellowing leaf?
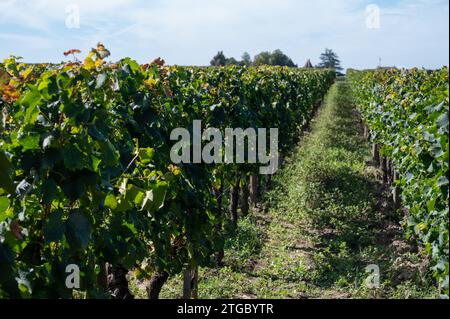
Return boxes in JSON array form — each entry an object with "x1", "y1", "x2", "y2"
[
  {"x1": 168, "y1": 164, "x2": 181, "y2": 176},
  {"x1": 84, "y1": 52, "x2": 95, "y2": 70},
  {"x1": 95, "y1": 58, "x2": 104, "y2": 68},
  {"x1": 145, "y1": 77, "x2": 157, "y2": 88},
  {"x1": 20, "y1": 66, "x2": 33, "y2": 81}
]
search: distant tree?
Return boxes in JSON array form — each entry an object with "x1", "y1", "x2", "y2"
[
  {"x1": 253, "y1": 50, "x2": 296, "y2": 67},
  {"x1": 253, "y1": 51, "x2": 272, "y2": 66},
  {"x1": 210, "y1": 51, "x2": 227, "y2": 66},
  {"x1": 241, "y1": 52, "x2": 252, "y2": 66},
  {"x1": 270, "y1": 49, "x2": 297, "y2": 67},
  {"x1": 225, "y1": 57, "x2": 240, "y2": 66},
  {"x1": 317, "y1": 48, "x2": 342, "y2": 72},
  {"x1": 210, "y1": 49, "x2": 297, "y2": 67}
]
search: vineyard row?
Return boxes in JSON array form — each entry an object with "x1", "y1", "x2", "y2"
[{"x1": 0, "y1": 45, "x2": 335, "y2": 298}]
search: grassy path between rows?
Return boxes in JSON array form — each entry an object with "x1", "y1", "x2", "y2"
[{"x1": 132, "y1": 80, "x2": 439, "y2": 299}]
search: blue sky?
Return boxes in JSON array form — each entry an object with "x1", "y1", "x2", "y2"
[{"x1": 0, "y1": 0, "x2": 448, "y2": 70}]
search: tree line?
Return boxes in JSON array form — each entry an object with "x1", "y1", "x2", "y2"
[{"x1": 210, "y1": 48, "x2": 343, "y2": 72}]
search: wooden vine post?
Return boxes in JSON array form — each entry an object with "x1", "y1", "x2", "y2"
[
  {"x1": 229, "y1": 182, "x2": 240, "y2": 228},
  {"x1": 183, "y1": 267, "x2": 199, "y2": 299},
  {"x1": 381, "y1": 157, "x2": 388, "y2": 184},
  {"x1": 249, "y1": 174, "x2": 258, "y2": 207},
  {"x1": 393, "y1": 171, "x2": 402, "y2": 211},
  {"x1": 372, "y1": 144, "x2": 380, "y2": 165},
  {"x1": 240, "y1": 178, "x2": 250, "y2": 216},
  {"x1": 364, "y1": 125, "x2": 369, "y2": 140}
]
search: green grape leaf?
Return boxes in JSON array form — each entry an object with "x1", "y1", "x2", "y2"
[
  {"x1": 65, "y1": 210, "x2": 92, "y2": 249},
  {"x1": 44, "y1": 210, "x2": 64, "y2": 243}
]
